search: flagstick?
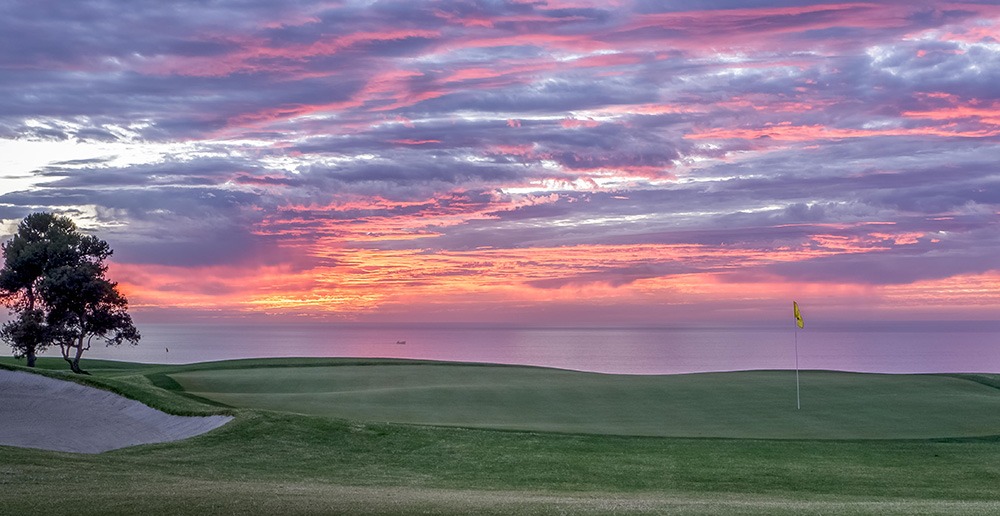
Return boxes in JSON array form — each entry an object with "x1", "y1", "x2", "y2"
[{"x1": 794, "y1": 328, "x2": 800, "y2": 410}]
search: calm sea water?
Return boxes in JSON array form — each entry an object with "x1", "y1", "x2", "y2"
[{"x1": 26, "y1": 321, "x2": 1000, "y2": 375}]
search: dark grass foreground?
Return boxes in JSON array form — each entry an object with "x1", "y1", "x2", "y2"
[{"x1": 3, "y1": 357, "x2": 1000, "y2": 515}]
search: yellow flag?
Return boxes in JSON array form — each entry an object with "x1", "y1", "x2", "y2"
[{"x1": 793, "y1": 301, "x2": 804, "y2": 329}]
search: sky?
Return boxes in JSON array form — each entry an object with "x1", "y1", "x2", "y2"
[{"x1": 1, "y1": 0, "x2": 998, "y2": 326}]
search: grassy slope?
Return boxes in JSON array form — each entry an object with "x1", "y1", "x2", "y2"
[
  {"x1": 3, "y1": 357, "x2": 1000, "y2": 515},
  {"x1": 172, "y1": 364, "x2": 1000, "y2": 439}
]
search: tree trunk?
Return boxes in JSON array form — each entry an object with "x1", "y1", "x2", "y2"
[
  {"x1": 66, "y1": 336, "x2": 90, "y2": 375},
  {"x1": 68, "y1": 359, "x2": 88, "y2": 374},
  {"x1": 25, "y1": 286, "x2": 37, "y2": 368},
  {"x1": 66, "y1": 354, "x2": 89, "y2": 374},
  {"x1": 63, "y1": 354, "x2": 78, "y2": 373}
]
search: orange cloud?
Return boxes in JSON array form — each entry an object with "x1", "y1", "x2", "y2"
[{"x1": 110, "y1": 237, "x2": 873, "y2": 316}]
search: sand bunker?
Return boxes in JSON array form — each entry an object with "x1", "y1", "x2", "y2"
[{"x1": 0, "y1": 369, "x2": 232, "y2": 454}]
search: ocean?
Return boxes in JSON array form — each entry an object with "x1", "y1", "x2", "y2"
[{"x1": 25, "y1": 321, "x2": 1000, "y2": 375}]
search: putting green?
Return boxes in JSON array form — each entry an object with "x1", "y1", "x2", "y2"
[{"x1": 171, "y1": 364, "x2": 1000, "y2": 439}]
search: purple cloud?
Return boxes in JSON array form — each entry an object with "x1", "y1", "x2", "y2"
[{"x1": 1, "y1": 0, "x2": 998, "y2": 320}]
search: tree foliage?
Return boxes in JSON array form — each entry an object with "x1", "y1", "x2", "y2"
[
  {"x1": 0, "y1": 212, "x2": 139, "y2": 372},
  {"x1": 0, "y1": 308, "x2": 49, "y2": 365},
  {"x1": 43, "y1": 261, "x2": 140, "y2": 373}
]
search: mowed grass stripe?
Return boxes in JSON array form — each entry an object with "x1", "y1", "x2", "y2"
[{"x1": 171, "y1": 364, "x2": 1000, "y2": 439}]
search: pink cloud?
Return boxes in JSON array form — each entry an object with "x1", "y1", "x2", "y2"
[
  {"x1": 560, "y1": 117, "x2": 601, "y2": 128},
  {"x1": 686, "y1": 122, "x2": 1000, "y2": 142}
]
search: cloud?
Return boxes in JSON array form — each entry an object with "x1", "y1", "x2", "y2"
[
  {"x1": 1, "y1": 0, "x2": 999, "y2": 321},
  {"x1": 765, "y1": 228, "x2": 1000, "y2": 284}
]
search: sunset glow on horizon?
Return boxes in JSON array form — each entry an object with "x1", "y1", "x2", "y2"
[{"x1": 2, "y1": 1, "x2": 998, "y2": 325}]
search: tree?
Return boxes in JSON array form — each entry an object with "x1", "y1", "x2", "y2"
[
  {"x1": 0, "y1": 212, "x2": 139, "y2": 372},
  {"x1": 42, "y1": 261, "x2": 140, "y2": 374},
  {"x1": 1, "y1": 213, "x2": 84, "y2": 366},
  {"x1": 0, "y1": 308, "x2": 49, "y2": 367}
]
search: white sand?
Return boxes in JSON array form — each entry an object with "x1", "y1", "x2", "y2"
[{"x1": 0, "y1": 369, "x2": 233, "y2": 454}]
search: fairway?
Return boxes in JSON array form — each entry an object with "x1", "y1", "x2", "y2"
[
  {"x1": 7, "y1": 357, "x2": 1000, "y2": 515},
  {"x1": 172, "y1": 363, "x2": 1000, "y2": 439}
]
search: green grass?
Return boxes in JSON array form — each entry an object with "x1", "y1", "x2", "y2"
[
  {"x1": 172, "y1": 364, "x2": 1000, "y2": 439},
  {"x1": 3, "y1": 356, "x2": 1000, "y2": 515}
]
